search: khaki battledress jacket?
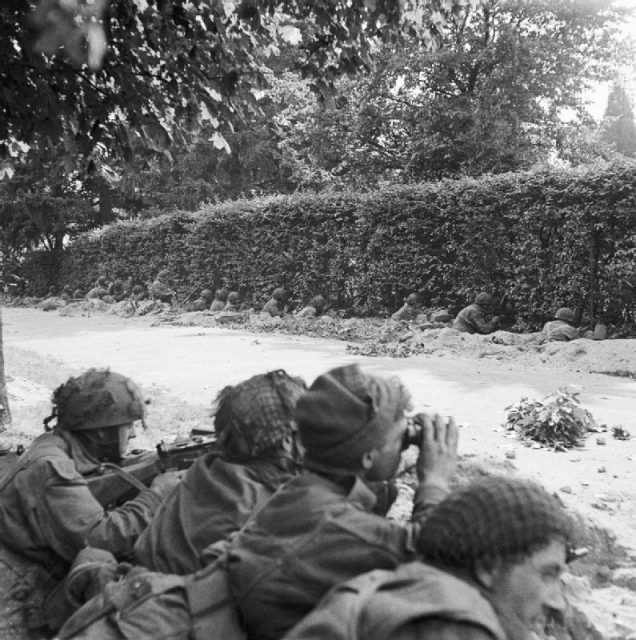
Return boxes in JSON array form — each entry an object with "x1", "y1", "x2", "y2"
[
  {"x1": 453, "y1": 304, "x2": 498, "y2": 335},
  {"x1": 541, "y1": 320, "x2": 579, "y2": 342},
  {"x1": 150, "y1": 280, "x2": 174, "y2": 303},
  {"x1": 0, "y1": 432, "x2": 163, "y2": 572},
  {"x1": 262, "y1": 298, "x2": 284, "y2": 317},
  {"x1": 226, "y1": 470, "x2": 448, "y2": 640},
  {"x1": 391, "y1": 303, "x2": 418, "y2": 322},
  {"x1": 134, "y1": 454, "x2": 296, "y2": 575},
  {"x1": 284, "y1": 562, "x2": 510, "y2": 640}
]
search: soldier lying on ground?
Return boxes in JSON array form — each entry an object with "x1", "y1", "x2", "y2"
[
  {"x1": 0, "y1": 369, "x2": 181, "y2": 632},
  {"x1": 297, "y1": 295, "x2": 327, "y2": 318},
  {"x1": 541, "y1": 307, "x2": 581, "y2": 342},
  {"x1": 60, "y1": 284, "x2": 73, "y2": 301},
  {"x1": 130, "y1": 284, "x2": 147, "y2": 301},
  {"x1": 86, "y1": 276, "x2": 110, "y2": 300},
  {"x1": 108, "y1": 279, "x2": 131, "y2": 303},
  {"x1": 453, "y1": 292, "x2": 500, "y2": 335},
  {"x1": 262, "y1": 287, "x2": 290, "y2": 317},
  {"x1": 150, "y1": 270, "x2": 175, "y2": 304},
  {"x1": 209, "y1": 287, "x2": 230, "y2": 312},
  {"x1": 285, "y1": 476, "x2": 576, "y2": 640},
  {"x1": 223, "y1": 291, "x2": 242, "y2": 312},
  {"x1": 134, "y1": 370, "x2": 307, "y2": 575},
  {"x1": 225, "y1": 363, "x2": 458, "y2": 640},
  {"x1": 391, "y1": 293, "x2": 420, "y2": 322},
  {"x1": 190, "y1": 288, "x2": 214, "y2": 312}
]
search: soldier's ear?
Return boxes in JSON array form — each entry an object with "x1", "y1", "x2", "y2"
[
  {"x1": 360, "y1": 448, "x2": 378, "y2": 471},
  {"x1": 474, "y1": 559, "x2": 500, "y2": 589}
]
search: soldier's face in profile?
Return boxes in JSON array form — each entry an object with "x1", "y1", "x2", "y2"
[
  {"x1": 487, "y1": 539, "x2": 567, "y2": 632},
  {"x1": 85, "y1": 423, "x2": 134, "y2": 462},
  {"x1": 363, "y1": 415, "x2": 408, "y2": 482}
]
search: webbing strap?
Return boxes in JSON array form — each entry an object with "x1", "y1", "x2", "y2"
[{"x1": 94, "y1": 463, "x2": 149, "y2": 493}]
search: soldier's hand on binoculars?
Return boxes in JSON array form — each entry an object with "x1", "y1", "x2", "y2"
[{"x1": 415, "y1": 413, "x2": 458, "y2": 486}]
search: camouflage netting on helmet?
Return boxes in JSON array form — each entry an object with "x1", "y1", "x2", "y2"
[
  {"x1": 417, "y1": 476, "x2": 575, "y2": 568},
  {"x1": 49, "y1": 369, "x2": 147, "y2": 431},
  {"x1": 213, "y1": 370, "x2": 306, "y2": 458}
]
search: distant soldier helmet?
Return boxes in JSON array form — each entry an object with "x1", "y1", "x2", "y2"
[
  {"x1": 73, "y1": 289, "x2": 83, "y2": 298},
  {"x1": 200, "y1": 289, "x2": 213, "y2": 300},
  {"x1": 63, "y1": 284, "x2": 72, "y2": 292},
  {"x1": 49, "y1": 369, "x2": 147, "y2": 431},
  {"x1": 555, "y1": 307, "x2": 576, "y2": 324},
  {"x1": 132, "y1": 285, "x2": 144, "y2": 294},
  {"x1": 216, "y1": 287, "x2": 230, "y2": 301},
  {"x1": 310, "y1": 295, "x2": 327, "y2": 310},
  {"x1": 406, "y1": 293, "x2": 420, "y2": 305},
  {"x1": 227, "y1": 291, "x2": 241, "y2": 304},
  {"x1": 272, "y1": 287, "x2": 290, "y2": 302},
  {"x1": 112, "y1": 279, "x2": 124, "y2": 291},
  {"x1": 474, "y1": 292, "x2": 494, "y2": 307},
  {"x1": 157, "y1": 270, "x2": 170, "y2": 280},
  {"x1": 97, "y1": 276, "x2": 108, "y2": 286}
]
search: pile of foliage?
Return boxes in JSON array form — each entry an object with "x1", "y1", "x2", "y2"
[
  {"x1": 504, "y1": 388, "x2": 598, "y2": 449},
  {"x1": 21, "y1": 162, "x2": 636, "y2": 328}
]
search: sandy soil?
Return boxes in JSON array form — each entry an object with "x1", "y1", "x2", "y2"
[{"x1": 2, "y1": 305, "x2": 636, "y2": 638}]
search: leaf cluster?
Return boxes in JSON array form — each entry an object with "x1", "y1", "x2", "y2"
[
  {"x1": 504, "y1": 387, "x2": 597, "y2": 449},
  {"x1": 2, "y1": 0, "x2": 471, "y2": 174}
]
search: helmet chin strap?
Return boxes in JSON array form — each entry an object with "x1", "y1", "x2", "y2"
[{"x1": 43, "y1": 407, "x2": 58, "y2": 431}]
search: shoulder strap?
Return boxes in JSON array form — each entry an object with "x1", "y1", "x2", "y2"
[
  {"x1": 185, "y1": 543, "x2": 247, "y2": 640},
  {"x1": 0, "y1": 439, "x2": 63, "y2": 492},
  {"x1": 355, "y1": 564, "x2": 507, "y2": 640},
  {"x1": 93, "y1": 462, "x2": 150, "y2": 493}
]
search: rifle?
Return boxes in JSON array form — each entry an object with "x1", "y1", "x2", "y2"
[{"x1": 86, "y1": 431, "x2": 218, "y2": 508}]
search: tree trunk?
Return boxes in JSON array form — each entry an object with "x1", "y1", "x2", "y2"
[{"x1": 0, "y1": 305, "x2": 11, "y2": 429}]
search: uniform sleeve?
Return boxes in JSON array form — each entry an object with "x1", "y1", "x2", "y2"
[
  {"x1": 150, "y1": 281, "x2": 173, "y2": 296},
  {"x1": 467, "y1": 308, "x2": 497, "y2": 335},
  {"x1": 39, "y1": 459, "x2": 162, "y2": 562},
  {"x1": 412, "y1": 477, "x2": 450, "y2": 522},
  {"x1": 392, "y1": 618, "x2": 497, "y2": 640}
]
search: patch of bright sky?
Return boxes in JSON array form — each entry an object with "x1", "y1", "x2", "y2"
[{"x1": 586, "y1": 0, "x2": 636, "y2": 119}]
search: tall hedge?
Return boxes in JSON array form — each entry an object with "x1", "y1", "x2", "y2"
[{"x1": 24, "y1": 162, "x2": 636, "y2": 328}]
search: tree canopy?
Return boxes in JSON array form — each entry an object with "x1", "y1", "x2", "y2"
[
  {"x1": 0, "y1": 0, "x2": 472, "y2": 179},
  {"x1": 601, "y1": 81, "x2": 636, "y2": 158},
  {"x1": 262, "y1": 0, "x2": 630, "y2": 187}
]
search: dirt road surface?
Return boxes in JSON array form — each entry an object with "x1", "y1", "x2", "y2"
[{"x1": 2, "y1": 307, "x2": 636, "y2": 638}]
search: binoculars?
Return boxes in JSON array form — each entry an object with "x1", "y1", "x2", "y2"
[{"x1": 402, "y1": 416, "x2": 423, "y2": 449}]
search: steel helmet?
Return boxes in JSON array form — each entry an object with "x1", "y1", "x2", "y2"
[
  {"x1": 406, "y1": 293, "x2": 420, "y2": 305},
  {"x1": 474, "y1": 292, "x2": 494, "y2": 307},
  {"x1": 50, "y1": 369, "x2": 147, "y2": 431},
  {"x1": 272, "y1": 287, "x2": 290, "y2": 302},
  {"x1": 200, "y1": 289, "x2": 214, "y2": 300},
  {"x1": 310, "y1": 295, "x2": 327, "y2": 310},
  {"x1": 227, "y1": 291, "x2": 241, "y2": 304},
  {"x1": 555, "y1": 307, "x2": 576, "y2": 324}
]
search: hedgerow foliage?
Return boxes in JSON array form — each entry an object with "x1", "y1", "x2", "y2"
[{"x1": 24, "y1": 162, "x2": 636, "y2": 327}]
